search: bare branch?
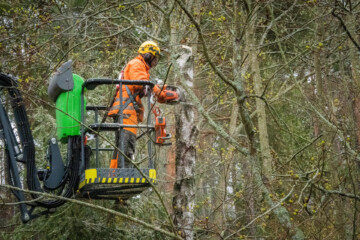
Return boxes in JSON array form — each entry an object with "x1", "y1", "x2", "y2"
[
  {"x1": 0, "y1": 184, "x2": 183, "y2": 240},
  {"x1": 174, "y1": 0, "x2": 238, "y2": 91},
  {"x1": 225, "y1": 184, "x2": 296, "y2": 240},
  {"x1": 313, "y1": 184, "x2": 360, "y2": 201},
  {"x1": 332, "y1": 9, "x2": 360, "y2": 52}
]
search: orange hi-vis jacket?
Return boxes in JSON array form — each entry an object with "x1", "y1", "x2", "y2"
[{"x1": 108, "y1": 55, "x2": 167, "y2": 135}]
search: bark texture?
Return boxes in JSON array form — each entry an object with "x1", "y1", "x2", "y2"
[
  {"x1": 348, "y1": 14, "x2": 360, "y2": 149},
  {"x1": 164, "y1": 143, "x2": 176, "y2": 193},
  {"x1": 172, "y1": 45, "x2": 198, "y2": 240},
  {"x1": 230, "y1": 2, "x2": 305, "y2": 239},
  {"x1": 249, "y1": 19, "x2": 273, "y2": 179}
]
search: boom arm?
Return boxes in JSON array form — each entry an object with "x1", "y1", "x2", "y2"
[{"x1": 0, "y1": 73, "x2": 81, "y2": 223}]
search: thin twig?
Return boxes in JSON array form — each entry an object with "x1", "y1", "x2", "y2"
[
  {"x1": 297, "y1": 169, "x2": 319, "y2": 205},
  {"x1": 13, "y1": 86, "x2": 179, "y2": 237},
  {"x1": 332, "y1": 9, "x2": 360, "y2": 52},
  {"x1": 312, "y1": 184, "x2": 360, "y2": 201},
  {"x1": 2, "y1": 196, "x2": 45, "y2": 206},
  {"x1": 225, "y1": 184, "x2": 296, "y2": 240},
  {"x1": 0, "y1": 184, "x2": 183, "y2": 240}
]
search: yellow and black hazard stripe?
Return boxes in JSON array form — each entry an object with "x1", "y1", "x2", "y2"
[{"x1": 79, "y1": 169, "x2": 156, "y2": 189}]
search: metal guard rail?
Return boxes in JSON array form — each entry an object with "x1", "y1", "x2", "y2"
[
  {"x1": 83, "y1": 79, "x2": 155, "y2": 90},
  {"x1": 80, "y1": 78, "x2": 156, "y2": 171}
]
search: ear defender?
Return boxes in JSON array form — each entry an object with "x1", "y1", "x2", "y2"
[{"x1": 144, "y1": 53, "x2": 154, "y2": 66}]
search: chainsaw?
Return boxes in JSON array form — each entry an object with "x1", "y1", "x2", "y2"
[{"x1": 152, "y1": 106, "x2": 172, "y2": 145}]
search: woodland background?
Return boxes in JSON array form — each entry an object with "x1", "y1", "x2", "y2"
[{"x1": 1, "y1": 0, "x2": 360, "y2": 239}]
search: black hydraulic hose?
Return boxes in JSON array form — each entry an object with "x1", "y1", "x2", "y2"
[{"x1": 0, "y1": 73, "x2": 81, "y2": 209}]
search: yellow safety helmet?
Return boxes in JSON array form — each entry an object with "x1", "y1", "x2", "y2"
[{"x1": 138, "y1": 41, "x2": 161, "y2": 57}]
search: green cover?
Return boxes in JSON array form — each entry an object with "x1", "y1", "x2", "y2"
[{"x1": 56, "y1": 74, "x2": 86, "y2": 141}]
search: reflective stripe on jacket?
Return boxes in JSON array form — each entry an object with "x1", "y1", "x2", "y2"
[
  {"x1": 108, "y1": 55, "x2": 168, "y2": 134},
  {"x1": 108, "y1": 55, "x2": 149, "y2": 135}
]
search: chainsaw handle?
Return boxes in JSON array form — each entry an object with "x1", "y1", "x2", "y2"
[{"x1": 161, "y1": 133, "x2": 172, "y2": 140}]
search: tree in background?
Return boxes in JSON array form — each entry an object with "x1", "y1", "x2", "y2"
[{"x1": 0, "y1": 0, "x2": 360, "y2": 239}]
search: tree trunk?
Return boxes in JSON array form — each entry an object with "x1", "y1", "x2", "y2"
[
  {"x1": 312, "y1": 20, "x2": 325, "y2": 137},
  {"x1": 314, "y1": 21, "x2": 324, "y2": 101},
  {"x1": 232, "y1": 1, "x2": 305, "y2": 239},
  {"x1": 249, "y1": 21, "x2": 273, "y2": 179},
  {"x1": 229, "y1": 100, "x2": 241, "y2": 218},
  {"x1": 172, "y1": 45, "x2": 198, "y2": 240},
  {"x1": 348, "y1": 14, "x2": 360, "y2": 149},
  {"x1": 164, "y1": 0, "x2": 180, "y2": 202},
  {"x1": 164, "y1": 143, "x2": 176, "y2": 194}
]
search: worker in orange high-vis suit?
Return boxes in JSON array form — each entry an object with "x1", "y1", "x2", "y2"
[{"x1": 108, "y1": 41, "x2": 167, "y2": 168}]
